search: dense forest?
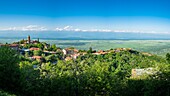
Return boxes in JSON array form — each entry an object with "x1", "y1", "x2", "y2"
[{"x1": 0, "y1": 42, "x2": 170, "y2": 96}]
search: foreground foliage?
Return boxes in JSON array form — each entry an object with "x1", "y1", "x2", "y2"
[
  {"x1": 0, "y1": 90, "x2": 16, "y2": 96},
  {"x1": 0, "y1": 46, "x2": 21, "y2": 94},
  {"x1": 0, "y1": 47, "x2": 169, "y2": 96}
]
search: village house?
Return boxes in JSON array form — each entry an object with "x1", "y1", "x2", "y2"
[
  {"x1": 19, "y1": 48, "x2": 30, "y2": 55},
  {"x1": 43, "y1": 50, "x2": 57, "y2": 56},
  {"x1": 65, "y1": 56, "x2": 72, "y2": 61},
  {"x1": 31, "y1": 56, "x2": 43, "y2": 61},
  {"x1": 8, "y1": 44, "x2": 19, "y2": 51},
  {"x1": 93, "y1": 50, "x2": 108, "y2": 55},
  {"x1": 62, "y1": 48, "x2": 80, "y2": 61},
  {"x1": 0, "y1": 44, "x2": 19, "y2": 51},
  {"x1": 131, "y1": 68, "x2": 157, "y2": 78},
  {"x1": 0, "y1": 44, "x2": 6, "y2": 47},
  {"x1": 113, "y1": 48, "x2": 132, "y2": 53},
  {"x1": 142, "y1": 52, "x2": 152, "y2": 56},
  {"x1": 71, "y1": 53, "x2": 80, "y2": 59},
  {"x1": 29, "y1": 47, "x2": 40, "y2": 51},
  {"x1": 62, "y1": 48, "x2": 79, "y2": 55}
]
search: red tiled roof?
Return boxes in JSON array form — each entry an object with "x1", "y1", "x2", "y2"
[
  {"x1": 0, "y1": 44, "x2": 19, "y2": 47},
  {"x1": 29, "y1": 47, "x2": 40, "y2": 51},
  {"x1": 65, "y1": 57, "x2": 72, "y2": 61},
  {"x1": 32, "y1": 40, "x2": 39, "y2": 43},
  {"x1": 32, "y1": 56, "x2": 42, "y2": 59},
  {"x1": 43, "y1": 50, "x2": 57, "y2": 54},
  {"x1": 9, "y1": 44, "x2": 19, "y2": 47}
]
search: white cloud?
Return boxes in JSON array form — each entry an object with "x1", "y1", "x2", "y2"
[
  {"x1": 89, "y1": 29, "x2": 112, "y2": 32},
  {"x1": 54, "y1": 26, "x2": 113, "y2": 32},
  {"x1": 73, "y1": 28, "x2": 81, "y2": 32},
  {"x1": 55, "y1": 28, "x2": 63, "y2": 31},
  {"x1": 63, "y1": 26, "x2": 72, "y2": 30},
  {"x1": 0, "y1": 27, "x2": 17, "y2": 31},
  {"x1": 0, "y1": 25, "x2": 47, "y2": 31},
  {"x1": 0, "y1": 25, "x2": 169, "y2": 34},
  {"x1": 55, "y1": 25, "x2": 73, "y2": 31},
  {"x1": 54, "y1": 26, "x2": 170, "y2": 34},
  {"x1": 21, "y1": 25, "x2": 47, "y2": 31}
]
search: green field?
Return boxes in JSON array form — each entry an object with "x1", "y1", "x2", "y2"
[{"x1": 40, "y1": 40, "x2": 170, "y2": 57}]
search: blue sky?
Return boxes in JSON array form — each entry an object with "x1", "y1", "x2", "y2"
[{"x1": 0, "y1": 0, "x2": 170, "y2": 33}]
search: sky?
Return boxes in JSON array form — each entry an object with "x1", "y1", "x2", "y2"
[{"x1": 0, "y1": 0, "x2": 170, "y2": 33}]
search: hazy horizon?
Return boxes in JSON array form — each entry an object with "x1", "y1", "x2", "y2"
[{"x1": 1, "y1": 31, "x2": 170, "y2": 41}]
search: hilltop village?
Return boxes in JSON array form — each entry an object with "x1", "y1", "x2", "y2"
[
  {"x1": 0, "y1": 35, "x2": 135, "y2": 62},
  {"x1": 0, "y1": 36, "x2": 169, "y2": 96},
  {"x1": 0, "y1": 36, "x2": 155, "y2": 78}
]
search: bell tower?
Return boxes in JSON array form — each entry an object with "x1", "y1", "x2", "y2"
[{"x1": 28, "y1": 35, "x2": 31, "y2": 44}]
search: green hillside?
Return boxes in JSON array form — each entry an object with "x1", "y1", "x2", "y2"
[{"x1": 0, "y1": 44, "x2": 169, "y2": 96}]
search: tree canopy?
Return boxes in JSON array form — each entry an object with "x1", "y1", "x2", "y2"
[{"x1": 0, "y1": 46, "x2": 20, "y2": 94}]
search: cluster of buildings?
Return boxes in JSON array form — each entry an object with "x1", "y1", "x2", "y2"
[
  {"x1": 0, "y1": 35, "x2": 140, "y2": 63},
  {"x1": 0, "y1": 44, "x2": 19, "y2": 50},
  {"x1": 62, "y1": 48, "x2": 80, "y2": 61},
  {"x1": 131, "y1": 68, "x2": 158, "y2": 78},
  {"x1": 92, "y1": 50, "x2": 108, "y2": 55},
  {"x1": 1, "y1": 37, "x2": 157, "y2": 78},
  {"x1": 0, "y1": 35, "x2": 40, "y2": 51},
  {"x1": 62, "y1": 48, "x2": 134, "y2": 61},
  {"x1": 0, "y1": 36, "x2": 56, "y2": 62},
  {"x1": 21, "y1": 35, "x2": 39, "y2": 45}
]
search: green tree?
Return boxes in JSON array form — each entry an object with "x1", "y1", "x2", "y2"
[
  {"x1": 45, "y1": 55, "x2": 57, "y2": 62},
  {"x1": 37, "y1": 43, "x2": 44, "y2": 50},
  {"x1": 87, "y1": 47, "x2": 93, "y2": 53},
  {"x1": 25, "y1": 52, "x2": 30, "y2": 57},
  {"x1": 0, "y1": 90, "x2": 16, "y2": 96},
  {"x1": 0, "y1": 46, "x2": 20, "y2": 93},
  {"x1": 19, "y1": 61, "x2": 41, "y2": 96},
  {"x1": 33, "y1": 50, "x2": 42, "y2": 56},
  {"x1": 51, "y1": 44, "x2": 57, "y2": 51},
  {"x1": 166, "y1": 53, "x2": 170, "y2": 63}
]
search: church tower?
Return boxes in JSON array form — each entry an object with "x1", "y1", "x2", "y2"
[{"x1": 28, "y1": 35, "x2": 31, "y2": 44}]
